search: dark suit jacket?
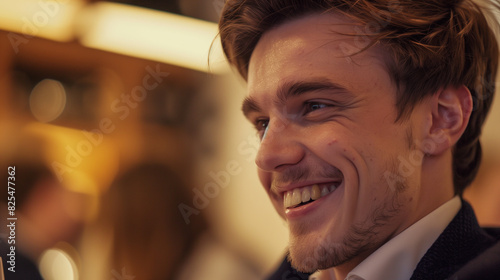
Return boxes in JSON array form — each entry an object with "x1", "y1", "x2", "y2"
[{"x1": 266, "y1": 200, "x2": 500, "y2": 280}]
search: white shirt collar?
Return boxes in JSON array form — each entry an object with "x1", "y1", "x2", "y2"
[{"x1": 309, "y1": 196, "x2": 462, "y2": 280}]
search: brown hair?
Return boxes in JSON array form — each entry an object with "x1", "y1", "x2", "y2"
[{"x1": 219, "y1": 0, "x2": 499, "y2": 195}]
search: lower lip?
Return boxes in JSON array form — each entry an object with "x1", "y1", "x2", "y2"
[{"x1": 284, "y1": 184, "x2": 343, "y2": 219}]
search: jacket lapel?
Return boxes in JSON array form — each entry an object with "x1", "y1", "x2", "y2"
[{"x1": 410, "y1": 200, "x2": 497, "y2": 280}]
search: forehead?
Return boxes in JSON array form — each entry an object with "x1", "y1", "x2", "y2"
[{"x1": 247, "y1": 13, "x2": 392, "y2": 97}]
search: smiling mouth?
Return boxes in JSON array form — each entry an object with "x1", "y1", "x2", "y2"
[{"x1": 283, "y1": 182, "x2": 340, "y2": 209}]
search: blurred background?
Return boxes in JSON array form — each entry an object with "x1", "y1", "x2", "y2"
[{"x1": 0, "y1": 0, "x2": 498, "y2": 280}]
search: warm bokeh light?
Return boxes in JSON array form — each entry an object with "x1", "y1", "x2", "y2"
[
  {"x1": 0, "y1": 0, "x2": 84, "y2": 42},
  {"x1": 29, "y1": 79, "x2": 67, "y2": 123},
  {"x1": 39, "y1": 247, "x2": 78, "y2": 280},
  {"x1": 0, "y1": 0, "x2": 229, "y2": 74},
  {"x1": 23, "y1": 122, "x2": 119, "y2": 197},
  {"x1": 77, "y1": 2, "x2": 229, "y2": 74}
]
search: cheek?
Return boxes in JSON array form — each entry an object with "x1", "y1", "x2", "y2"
[
  {"x1": 310, "y1": 129, "x2": 358, "y2": 166},
  {"x1": 313, "y1": 130, "x2": 388, "y2": 186}
]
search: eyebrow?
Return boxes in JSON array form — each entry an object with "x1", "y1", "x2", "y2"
[{"x1": 242, "y1": 79, "x2": 349, "y2": 118}]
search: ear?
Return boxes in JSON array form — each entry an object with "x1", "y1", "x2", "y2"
[{"x1": 425, "y1": 85, "x2": 473, "y2": 156}]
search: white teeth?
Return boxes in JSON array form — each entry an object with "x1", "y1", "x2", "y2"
[
  {"x1": 285, "y1": 192, "x2": 292, "y2": 208},
  {"x1": 283, "y1": 182, "x2": 340, "y2": 209},
  {"x1": 301, "y1": 188, "x2": 311, "y2": 203},
  {"x1": 292, "y1": 188, "x2": 302, "y2": 206}
]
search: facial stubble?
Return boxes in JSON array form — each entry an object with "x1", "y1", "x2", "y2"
[{"x1": 287, "y1": 159, "x2": 408, "y2": 273}]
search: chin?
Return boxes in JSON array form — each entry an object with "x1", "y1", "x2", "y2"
[
  {"x1": 288, "y1": 244, "x2": 343, "y2": 273},
  {"x1": 288, "y1": 251, "x2": 320, "y2": 273},
  {"x1": 287, "y1": 223, "x2": 378, "y2": 273},
  {"x1": 287, "y1": 233, "x2": 340, "y2": 273}
]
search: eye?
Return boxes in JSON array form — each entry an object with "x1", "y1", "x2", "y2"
[
  {"x1": 305, "y1": 101, "x2": 330, "y2": 113},
  {"x1": 254, "y1": 118, "x2": 269, "y2": 138},
  {"x1": 255, "y1": 118, "x2": 269, "y2": 129}
]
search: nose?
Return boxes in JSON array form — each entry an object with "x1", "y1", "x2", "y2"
[{"x1": 255, "y1": 118, "x2": 305, "y2": 171}]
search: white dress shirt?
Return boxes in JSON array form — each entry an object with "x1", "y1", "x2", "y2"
[{"x1": 309, "y1": 196, "x2": 462, "y2": 280}]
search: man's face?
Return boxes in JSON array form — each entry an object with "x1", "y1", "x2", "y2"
[{"x1": 244, "y1": 14, "x2": 427, "y2": 272}]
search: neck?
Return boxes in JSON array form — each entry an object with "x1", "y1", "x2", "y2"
[{"x1": 413, "y1": 150, "x2": 455, "y2": 222}]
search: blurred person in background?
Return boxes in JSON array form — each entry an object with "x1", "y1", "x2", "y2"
[
  {"x1": 0, "y1": 160, "x2": 48, "y2": 280},
  {"x1": 0, "y1": 127, "x2": 95, "y2": 280},
  {"x1": 94, "y1": 161, "x2": 259, "y2": 280},
  {"x1": 218, "y1": 0, "x2": 500, "y2": 279},
  {"x1": 95, "y1": 162, "x2": 205, "y2": 280},
  {"x1": 0, "y1": 158, "x2": 89, "y2": 279}
]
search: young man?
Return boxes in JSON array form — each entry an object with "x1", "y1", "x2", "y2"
[{"x1": 219, "y1": 0, "x2": 500, "y2": 279}]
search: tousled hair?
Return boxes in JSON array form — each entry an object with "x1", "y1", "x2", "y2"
[{"x1": 218, "y1": 0, "x2": 499, "y2": 195}]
